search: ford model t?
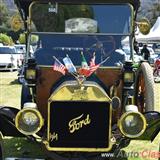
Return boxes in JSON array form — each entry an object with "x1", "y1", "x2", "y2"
[{"x1": 0, "y1": 0, "x2": 160, "y2": 159}]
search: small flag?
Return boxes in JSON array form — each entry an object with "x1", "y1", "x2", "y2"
[
  {"x1": 89, "y1": 52, "x2": 96, "y2": 67},
  {"x1": 86, "y1": 52, "x2": 99, "y2": 77},
  {"x1": 81, "y1": 51, "x2": 89, "y2": 69},
  {"x1": 79, "y1": 52, "x2": 100, "y2": 77},
  {"x1": 88, "y1": 64, "x2": 100, "y2": 75},
  {"x1": 78, "y1": 68, "x2": 90, "y2": 77},
  {"x1": 63, "y1": 55, "x2": 77, "y2": 73},
  {"x1": 53, "y1": 57, "x2": 66, "y2": 75}
]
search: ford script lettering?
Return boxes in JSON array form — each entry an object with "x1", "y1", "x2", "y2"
[{"x1": 68, "y1": 114, "x2": 91, "y2": 133}]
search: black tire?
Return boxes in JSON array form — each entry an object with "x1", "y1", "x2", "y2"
[
  {"x1": 0, "y1": 132, "x2": 4, "y2": 160},
  {"x1": 135, "y1": 62, "x2": 155, "y2": 111}
]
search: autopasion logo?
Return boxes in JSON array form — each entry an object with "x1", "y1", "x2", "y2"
[{"x1": 101, "y1": 150, "x2": 160, "y2": 159}]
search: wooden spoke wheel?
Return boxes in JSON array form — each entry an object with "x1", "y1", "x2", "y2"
[{"x1": 135, "y1": 62, "x2": 155, "y2": 112}]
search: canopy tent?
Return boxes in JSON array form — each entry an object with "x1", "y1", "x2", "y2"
[
  {"x1": 121, "y1": 27, "x2": 139, "y2": 45},
  {"x1": 136, "y1": 17, "x2": 160, "y2": 42}
]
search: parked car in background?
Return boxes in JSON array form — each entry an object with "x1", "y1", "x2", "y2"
[
  {"x1": 147, "y1": 47, "x2": 157, "y2": 64},
  {"x1": 14, "y1": 44, "x2": 34, "y2": 57},
  {"x1": 122, "y1": 45, "x2": 143, "y2": 63},
  {"x1": 0, "y1": 46, "x2": 23, "y2": 71},
  {"x1": 149, "y1": 53, "x2": 159, "y2": 64},
  {"x1": 14, "y1": 44, "x2": 26, "y2": 54}
]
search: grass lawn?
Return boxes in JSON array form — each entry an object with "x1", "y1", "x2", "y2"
[
  {"x1": 0, "y1": 71, "x2": 21, "y2": 108},
  {"x1": 0, "y1": 71, "x2": 160, "y2": 160}
]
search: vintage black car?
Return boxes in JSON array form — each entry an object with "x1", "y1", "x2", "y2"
[{"x1": 0, "y1": 0, "x2": 160, "y2": 159}]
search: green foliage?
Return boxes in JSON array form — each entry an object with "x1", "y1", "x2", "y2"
[
  {"x1": 0, "y1": 2, "x2": 9, "y2": 25},
  {"x1": 31, "y1": 3, "x2": 93, "y2": 32},
  {"x1": 18, "y1": 33, "x2": 26, "y2": 44},
  {"x1": 0, "y1": 33, "x2": 13, "y2": 45},
  {"x1": 18, "y1": 33, "x2": 39, "y2": 44}
]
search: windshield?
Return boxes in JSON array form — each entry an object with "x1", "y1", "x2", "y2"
[
  {"x1": 31, "y1": 33, "x2": 128, "y2": 67},
  {"x1": 30, "y1": 3, "x2": 132, "y2": 34},
  {"x1": 0, "y1": 47, "x2": 16, "y2": 54}
]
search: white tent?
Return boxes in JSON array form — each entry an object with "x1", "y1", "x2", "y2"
[
  {"x1": 137, "y1": 17, "x2": 160, "y2": 42},
  {"x1": 121, "y1": 27, "x2": 139, "y2": 45}
]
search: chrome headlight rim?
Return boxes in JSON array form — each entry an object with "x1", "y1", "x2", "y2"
[
  {"x1": 15, "y1": 108, "x2": 44, "y2": 135},
  {"x1": 118, "y1": 111, "x2": 147, "y2": 138}
]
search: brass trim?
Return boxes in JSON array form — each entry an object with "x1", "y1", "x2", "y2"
[
  {"x1": 0, "y1": 131, "x2": 3, "y2": 139},
  {"x1": 28, "y1": 1, "x2": 40, "y2": 31},
  {"x1": 118, "y1": 111, "x2": 147, "y2": 138},
  {"x1": 129, "y1": 3, "x2": 134, "y2": 34},
  {"x1": 15, "y1": 108, "x2": 44, "y2": 135},
  {"x1": 37, "y1": 65, "x2": 121, "y2": 69},
  {"x1": 49, "y1": 81, "x2": 111, "y2": 101},
  {"x1": 45, "y1": 81, "x2": 113, "y2": 152}
]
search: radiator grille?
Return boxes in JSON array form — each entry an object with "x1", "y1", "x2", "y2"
[{"x1": 47, "y1": 101, "x2": 111, "y2": 151}]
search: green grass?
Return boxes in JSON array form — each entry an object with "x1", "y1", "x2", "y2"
[
  {"x1": 0, "y1": 71, "x2": 160, "y2": 159},
  {"x1": 3, "y1": 137, "x2": 46, "y2": 159},
  {"x1": 0, "y1": 71, "x2": 21, "y2": 108}
]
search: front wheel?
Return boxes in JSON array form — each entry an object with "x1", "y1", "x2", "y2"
[{"x1": 134, "y1": 62, "x2": 155, "y2": 112}]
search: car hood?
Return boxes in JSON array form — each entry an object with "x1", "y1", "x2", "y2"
[{"x1": 0, "y1": 54, "x2": 14, "y2": 63}]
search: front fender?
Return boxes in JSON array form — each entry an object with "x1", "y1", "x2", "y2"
[
  {"x1": 0, "y1": 106, "x2": 23, "y2": 137},
  {"x1": 136, "y1": 111, "x2": 160, "y2": 141}
]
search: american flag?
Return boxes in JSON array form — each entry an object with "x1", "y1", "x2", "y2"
[
  {"x1": 87, "y1": 52, "x2": 99, "y2": 76},
  {"x1": 53, "y1": 60, "x2": 66, "y2": 75},
  {"x1": 89, "y1": 52, "x2": 96, "y2": 67},
  {"x1": 89, "y1": 64, "x2": 100, "y2": 73}
]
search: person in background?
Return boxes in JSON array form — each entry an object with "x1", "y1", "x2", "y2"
[
  {"x1": 141, "y1": 44, "x2": 150, "y2": 61},
  {"x1": 134, "y1": 40, "x2": 139, "y2": 55}
]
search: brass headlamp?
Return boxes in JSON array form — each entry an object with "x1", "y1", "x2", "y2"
[
  {"x1": 25, "y1": 59, "x2": 37, "y2": 85},
  {"x1": 15, "y1": 102, "x2": 44, "y2": 135},
  {"x1": 118, "y1": 105, "x2": 147, "y2": 138},
  {"x1": 123, "y1": 71, "x2": 134, "y2": 83},
  {"x1": 123, "y1": 61, "x2": 135, "y2": 86}
]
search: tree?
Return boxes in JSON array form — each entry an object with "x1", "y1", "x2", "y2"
[
  {"x1": 0, "y1": 2, "x2": 9, "y2": 25},
  {"x1": 0, "y1": 33, "x2": 13, "y2": 45},
  {"x1": 18, "y1": 33, "x2": 39, "y2": 44},
  {"x1": 138, "y1": 0, "x2": 160, "y2": 26}
]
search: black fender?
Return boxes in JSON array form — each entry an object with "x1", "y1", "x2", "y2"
[
  {"x1": 0, "y1": 106, "x2": 23, "y2": 137},
  {"x1": 136, "y1": 111, "x2": 160, "y2": 141}
]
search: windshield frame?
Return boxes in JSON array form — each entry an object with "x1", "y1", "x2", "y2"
[{"x1": 28, "y1": 2, "x2": 134, "y2": 34}]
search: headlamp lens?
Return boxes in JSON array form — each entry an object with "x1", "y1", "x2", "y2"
[
  {"x1": 26, "y1": 69, "x2": 36, "y2": 80},
  {"x1": 124, "y1": 72, "x2": 134, "y2": 82},
  {"x1": 22, "y1": 111, "x2": 38, "y2": 125},
  {"x1": 119, "y1": 112, "x2": 146, "y2": 138}
]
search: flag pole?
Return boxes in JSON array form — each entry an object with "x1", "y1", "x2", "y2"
[
  {"x1": 99, "y1": 56, "x2": 110, "y2": 66},
  {"x1": 53, "y1": 56, "x2": 64, "y2": 66}
]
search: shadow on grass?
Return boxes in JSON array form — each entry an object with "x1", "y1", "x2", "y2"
[
  {"x1": 10, "y1": 79, "x2": 20, "y2": 85},
  {"x1": 4, "y1": 137, "x2": 47, "y2": 159}
]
